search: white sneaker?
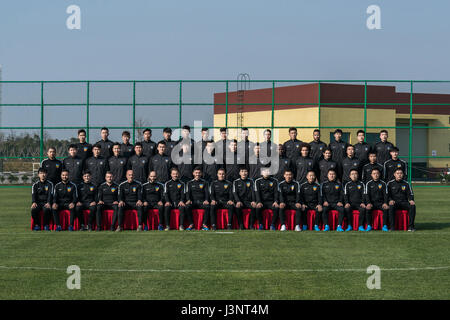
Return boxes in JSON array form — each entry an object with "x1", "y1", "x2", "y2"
[
  {"x1": 295, "y1": 225, "x2": 301, "y2": 232},
  {"x1": 280, "y1": 224, "x2": 286, "y2": 231}
]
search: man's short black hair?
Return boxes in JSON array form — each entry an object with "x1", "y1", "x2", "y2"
[
  {"x1": 357, "y1": 130, "x2": 365, "y2": 136},
  {"x1": 101, "y1": 127, "x2": 109, "y2": 132},
  {"x1": 334, "y1": 129, "x2": 343, "y2": 134},
  {"x1": 93, "y1": 144, "x2": 102, "y2": 149},
  {"x1": 78, "y1": 129, "x2": 86, "y2": 135},
  {"x1": 323, "y1": 147, "x2": 332, "y2": 153},
  {"x1": 68, "y1": 144, "x2": 77, "y2": 150},
  {"x1": 327, "y1": 168, "x2": 337, "y2": 174},
  {"x1": 313, "y1": 129, "x2": 320, "y2": 134},
  {"x1": 134, "y1": 142, "x2": 142, "y2": 147},
  {"x1": 163, "y1": 127, "x2": 172, "y2": 133},
  {"x1": 239, "y1": 165, "x2": 248, "y2": 172},
  {"x1": 47, "y1": 147, "x2": 56, "y2": 152},
  {"x1": 300, "y1": 142, "x2": 310, "y2": 151},
  {"x1": 264, "y1": 129, "x2": 272, "y2": 134},
  {"x1": 368, "y1": 151, "x2": 377, "y2": 156},
  {"x1": 390, "y1": 146, "x2": 399, "y2": 152},
  {"x1": 112, "y1": 142, "x2": 120, "y2": 148},
  {"x1": 220, "y1": 127, "x2": 227, "y2": 133},
  {"x1": 192, "y1": 166, "x2": 202, "y2": 172},
  {"x1": 38, "y1": 167, "x2": 48, "y2": 174},
  {"x1": 371, "y1": 168, "x2": 381, "y2": 173},
  {"x1": 170, "y1": 167, "x2": 179, "y2": 173},
  {"x1": 61, "y1": 169, "x2": 70, "y2": 174},
  {"x1": 288, "y1": 127, "x2": 297, "y2": 132},
  {"x1": 380, "y1": 129, "x2": 388, "y2": 135},
  {"x1": 182, "y1": 125, "x2": 191, "y2": 132},
  {"x1": 241, "y1": 127, "x2": 249, "y2": 131},
  {"x1": 157, "y1": 141, "x2": 166, "y2": 147},
  {"x1": 143, "y1": 128, "x2": 152, "y2": 134},
  {"x1": 394, "y1": 168, "x2": 404, "y2": 174},
  {"x1": 122, "y1": 131, "x2": 130, "y2": 137},
  {"x1": 206, "y1": 140, "x2": 215, "y2": 145},
  {"x1": 346, "y1": 144, "x2": 355, "y2": 151},
  {"x1": 201, "y1": 127, "x2": 209, "y2": 132},
  {"x1": 349, "y1": 168, "x2": 359, "y2": 174},
  {"x1": 82, "y1": 170, "x2": 92, "y2": 175}
]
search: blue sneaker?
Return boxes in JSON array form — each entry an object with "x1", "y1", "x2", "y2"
[
  {"x1": 357, "y1": 226, "x2": 365, "y2": 232},
  {"x1": 157, "y1": 224, "x2": 164, "y2": 231},
  {"x1": 55, "y1": 225, "x2": 62, "y2": 232},
  {"x1": 258, "y1": 224, "x2": 264, "y2": 230},
  {"x1": 201, "y1": 225, "x2": 210, "y2": 231},
  {"x1": 314, "y1": 225, "x2": 321, "y2": 232},
  {"x1": 44, "y1": 225, "x2": 50, "y2": 231},
  {"x1": 68, "y1": 226, "x2": 74, "y2": 232},
  {"x1": 302, "y1": 225, "x2": 308, "y2": 231},
  {"x1": 185, "y1": 224, "x2": 194, "y2": 231},
  {"x1": 144, "y1": 225, "x2": 149, "y2": 231},
  {"x1": 33, "y1": 225, "x2": 40, "y2": 231},
  {"x1": 270, "y1": 224, "x2": 276, "y2": 231},
  {"x1": 323, "y1": 225, "x2": 330, "y2": 232},
  {"x1": 336, "y1": 225, "x2": 344, "y2": 232},
  {"x1": 382, "y1": 225, "x2": 389, "y2": 232},
  {"x1": 366, "y1": 225, "x2": 373, "y2": 232}
]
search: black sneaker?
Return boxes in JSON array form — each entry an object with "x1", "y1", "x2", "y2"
[
  {"x1": 227, "y1": 224, "x2": 232, "y2": 230},
  {"x1": 239, "y1": 224, "x2": 244, "y2": 230},
  {"x1": 212, "y1": 224, "x2": 217, "y2": 231}
]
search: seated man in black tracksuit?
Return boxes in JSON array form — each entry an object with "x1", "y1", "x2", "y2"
[
  {"x1": 361, "y1": 151, "x2": 384, "y2": 183},
  {"x1": 255, "y1": 167, "x2": 279, "y2": 231},
  {"x1": 299, "y1": 170, "x2": 322, "y2": 231},
  {"x1": 97, "y1": 171, "x2": 119, "y2": 231},
  {"x1": 364, "y1": 168, "x2": 389, "y2": 232},
  {"x1": 208, "y1": 168, "x2": 235, "y2": 230},
  {"x1": 233, "y1": 166, "x2": 256, "y2": 230},
  {"x1": 387, "y1": 168, "x2": 416, "y2": 231},
  {"x1": 185, "y1": 167, "x2": 210, "y2": 230},
  {"x1": 52, "y1": 170, "x2": 78, "y2": 231},
  {"x1": 164, "y1": 167, "x2": 191, "y2": 230},
  {"x1": 31, "y1": 168, "x2": 54, "y2": 231},
  {"x1": 342, "y1": 169, "x2": 366, "y2": 232},
  {"x1": 75, "y1": 170, "x2": 98, "y2": 231},
  {"x1": 142, "y1": 171, "x2": 165, "y2": 231},
  {"x1": 116, "y1": 170, "x2": 144, "y2": 232},
  {"x1": 278, "y1": 169, "x2": 301, "y2": 232},
  {"x1": 320, "y1": 169, "x2": 344, "y2": 232}
]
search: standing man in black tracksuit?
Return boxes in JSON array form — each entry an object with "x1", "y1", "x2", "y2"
[
  {"x1": 249, "y1": 143, "x2": 269, "y2": 180},
  {"x1": 202, "y1": 140, "x2": 218, "y2": 182},
  {"x1": 108, "y1": 143, "x2": 127, "y2": 185},
  {"x1": 208, "y1": 168, "x2": 236, "y2": 230},
  {"x1": 362, "y1": 152, "x2": 384, "y2": 183},
  {"x1": 237, "y1": 127, "x2": 255, "y2": 165},
  {"x1": 299, "y1": 171, "x2": 322, "y2": 231},
  {"x1": 164, "y1": 168, "x2": 191, "y2": 231},
  {"x1": 31, "y1": 168, "x2": 54, "y2": 231},
  {"x1": 142, "y1": 171, "x2": 165, "y2": 230},
  {"x1": 329, "y1": 129, "x2": 348, "y2": 177},
  {"x1": 160, "y1": 127, "x2": 178, "y2": 158},
  {"x1": 127, "y1": 142, "x2": 149, "y2": 184},
  {"x1": 63, "y1": 144, "x2": 84, "y2": 185},
  {"x1": 41, "y1": 147, "x2": 63, "y2": 185},
  {"x1": 216, "y1": 127, "x2": 232, "y2": 167},
  {"x1": 116, "y1": 170, "x2": 144, "y2": 232},
  {"x1": 97, "y1": 172, "x2": 119, "y2": 231},
  {"x1": 76, "y1": 129, "x2": 93, "y2": 161},
  {"x1": 254, "y1": 167, "x2": 279, "y2": 231},
  {"x1": 119, "y1": 131, "x2": 134, "y2": 159},
  {"x1": 75, "y1": 170, "x2": 97, "y2": 231},
  {"x1": 260, "y1": 129, "x2": 277, "y2": 158},
  {"x1": 364, "y1": 168, "x2": 389, "y2": 232},
  {"x1": 341, "y1": 145, "x2": 362, "y2": 185},
  {"x1": 374, "y1": 129, "x2": 395, "y2": 166},
  {"x1": 52, "y1": 170, "x2": 78, "y2": 231},
  {"x1": 354, "y1": 130, "x2": 372, "y2": 165},
  {"x1": 85, "y1": 144, "x2": 109, "y2": 187},
  {"x1": 150, "y1": 141, "x2": 172, "y2": 183},
  {"x1": 320, "y1": 169, "x2": 344, "y2": 232},
  {"x1": 96, "y1": 127, "x2": 114, "y2": 159},
  {"x1": 309, "y1": 129, "x2": 327, "y2": 164},
  {"x1": 387, "y1": 168, "x2": 416, "y2": 231},
  {"x1": 225, "y1": 140, "x2": 245, "y2": 182},
  {"x1": 294, "y1": 143, "x2": 316, "y2": 184},
  {"x1": 283, "y1": 127, "x2": 302, "y2": 162},
  {"x1": 384, "y1": 146, "x2": 408, "y2": 182},
  {"x1": 343, "y1": 169, "x2": 366, "y2": 232},
  {"x1": 278, "y1": 169, "x2": 301, "y2": 232},
  {"x1": 195, "y1": 128, "x2": 211, "y2": 164},
  {"x1": 177, "y1": 143, "x2": 194, "y2": 183},
  {"x1": 233, "y1": 166, "x2": 256, "y2": 230},
  {"x1": 141, "y1": 128, "x2": 157, "y2": 159},
  {"x1": 274, "y1": 144, "x2": 294, "y2": 183},
  {"x1": 318, "y1": 148, "x2": 337, "y2": 183},
  {"x1": 185, "y1": 167, "x2": 210, "y2": 230}
]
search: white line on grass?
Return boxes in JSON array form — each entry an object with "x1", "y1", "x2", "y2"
[{"x1": 0, "y1": 265, "x2": 449, "y2": 273}]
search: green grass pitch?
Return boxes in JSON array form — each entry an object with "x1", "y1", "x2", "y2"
[{"x1": 0, "y1": 187, "x2": 449, "y2": 300}]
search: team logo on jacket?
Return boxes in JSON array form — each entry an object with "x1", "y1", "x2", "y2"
[
  {"x1": 55, "y1": 163, "x2": 60, "y2": 168},
  {"x1": 357, "y1": 185, "x2": 361, "y2": 190},
  {"x1": 142, "y1": 160, "x2": 146, "y2": 164},
  {"x1": 378, "y1": 184, "x2": 382, "y2": 189},
  {"x1": 111, "y1": 187, "x2": 116, "y2": 192},
  {"x1": 320, "y1": 146, "x2": 323, "y2": 150},
  {"x1": 290, "y1": 185, "x2": 295, "y2": 191},
  {"x1": 401, "y1": 186, "x2": 406, "y2": 191},
  {"x1": 199, "y1": 184, "x2": 204, "y2": 189},
  {"x1": 67, "y1": 187, "x2": 72, "y2": 192},
  {"x1": 224, "y1": 184, "x2": 229, "y2": 189},
  {"x1": 90, "y1": 186, "x2": 94, "y2": 192},
  {"x1": 313, "y1": 186, "x2": 317, "y2": 191},
  {"x1": 354, "y1": 162, "x2": 358, "y2": 166},
  {"x1": 155, "y1": 186, "x2": 159, "y2": 191},
  {"x1": 120, "y1": 161, "x2": 124, "y2": 165},
  {"x1": 177, "y1": 184, "x2": 181, "y2": 189},
  {"x1": 132, "y1": 187, "x2": 137, "y2": 192},
  {"x1": 44, "y1": 186, "x2": 49, "y2": 191},
  {"x1": 269, "y1": 182, "x2": 273, "y2": 187},
  {"x1": 335, "y1": 185, "x2": 339, "y2": 189},
  {"x1": 84, "y1": 147, "x2": 88, "y2": 152},
  {"x1": 397, "y1": 164, "x2": 402, "y2": 168},
  {"x1": 246, "y1": 182, "x2": 250, "y2": 187}
]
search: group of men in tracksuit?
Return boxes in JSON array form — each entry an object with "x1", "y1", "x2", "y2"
[{"x1": 31, "y1": 126, "x2": 417, "y2": 232}]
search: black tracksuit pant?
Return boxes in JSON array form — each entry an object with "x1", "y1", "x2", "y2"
[
  {"x1": 74, "y1": 203, "x2": 96, "y2": 227},
  {"x1": 301, "y1": 204, "x2": 320, "y2": 226},
  {"x1": 388, "y1": 201, "x2": 416, "y2": 229},
  {"x1": 279, "y1": 202, "x2": 300, "y2": 226},
  {"x1": 235, "y1": 201, "x2": 253, "y2": 229},
  {"x1": 52, "y1": 203, "x2": 74, "y2": 226},
  {"x1": 143, "y1": 202, "x2": 164, "y2": 226},
  {"x1": 31, "y1": 203, "x2": 52, "y2": 227},
  {"x1": 366, "y1": 203, "x2": 388, "y2": 227},
  {"x1": 96, "y1": 203, "x2": 118, "y2": 229},
  {"x1": 255, "y1": 201, "x2": 279, "y2": 227},
  {"x1": 322, "y1": 203, "x2": 344, "y2": 226},
  {"x1": 115, "y1": 203, "x2": 143, "y2": 228},
  {"x1": 208, "y1": 201, "x2": 234, "y2": 226},
  {"x1": 164, "y1": 203, "x2": 187, "y2": 228},
  {"x1": 344, "y1": 203, "x2": 366, "y2": 227}
]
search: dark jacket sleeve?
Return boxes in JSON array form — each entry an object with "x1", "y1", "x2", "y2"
[
  {"x1": 295, "y1": 183, "x2": 301, "y2": 203},
  {"x1": 279, "y1": 184, "x2": 285, "y2": 203},
  {"x1": 320, "y1": 183, "x2": 327, "y2": 203},
  {"x1": 164, "y1": 182, "x2": 171, "y2": 203},
  {"x1": 98, "y1": 185, "x2": 103, "y2": 202},
  {"x1": 210, "y1": 182, "x2": 216, "y2": 201},
  {"x1": 338, "y1": 183, "x2": 344, "y2": 203},
  {"x1": 53, "y1": 185, "x2": 59, "y2": 203},
  {"x1": 32, "y1": 183, "x2": 38, "y2": 203},
  {"x1": 228, "y1": 182, "x2": 233, "y2": 201},
  {"x1": 77, "y1": 184, "x2": 82, "y2": 202},
  {"x1": 71, "y1": 183, "x2": 78, "y2": 204},
  {"x1": 47, "y1": 183, "x2": 53, "y2": 204},
  {"x1": 233, "y1": 180, "x2": 241, "y2": 203},
  {"x1": 255, "y1": 180, "x2": 262, "y2": 203},
  {"x1": 406, "y1": 182, "x2": 414, "y2": 201},
  {"x1": 344, "y1": 183, "x2": 350, "y2": 204},
  {"x1": 137, "y1": 183, "x2": 143, "y2": 201},
  {"x1": 205, "y1": 182, "x2": 210, "y2": 202}
]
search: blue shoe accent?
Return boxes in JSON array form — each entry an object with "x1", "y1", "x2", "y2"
[
  {"x1": 270, "y1": 224, "x2": 276, "y2": 231},
  {"x1": 323, "y1": 225, "x2": 330, "y2": 232},
  {"x1": 44, "y1": 225, "x2": 50, "y2": 231},
  {"x1": 55, "y1": 226, "x2": 62, "y2": 232},
  {"x1": 336, "y1": 225, "x2": 344, "y2": 232},
  {"x1": 258, "y1": 224, "x2": 264, "y2": 230},
  {"x1": 144, "y1": 225, "x2": 149, "y2": 231},
  {"x1": 314, "y1": 225, "x2": 321, "y2": 232},
  {"x1": 302, "y1": 225, "x2": 308, "y2": 231},
  {"x1": 68, "y1": 226, "x2": 74, "y2": 232},
  {"x1": 186, "y1": 225, "x2": 194, "y2": 231},
  {"x1": 358, "y1": 226, "x2": 365, "y2": 232},
  {"x1": 201, "y1": 226, "x2": 210, "y2": 231},
  {"x1": 366, "y1": 225, "x2": 373, "y2": 232},
  {"x1": 157, "y1": 224, "x2": 163, "y2": 231},
  {"x1": 382, "y1": 225, "x2": 389, "y2": 232},
  {"x1": 33, "y1": 225, "x2": 40, "y2": 231}
]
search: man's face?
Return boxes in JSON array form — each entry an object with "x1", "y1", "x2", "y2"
[
  {"x1": 327, "y1": 170, "x2": 336, "y2": 182},
  {"x1": 93, "y1": 147, "x2": 100, "y2": 157},
  {"x1": 163, "y1": 131, "x2": 171, "y2": 140},
  {"x1": 83, "y1": 173, "x2": 91, "y2": 183},
  {"x1": 394, "y1": 170, "x2": 403, "y2": 180},
  {"x1": 284, "y1": 171, "x2": 293, "y2": 182},
  {"x1": 301, "y1": 147, "x2": 309, "y2": 158},
  {"x1": 181, "y1": 143, "x2": 190, "y2": 154},
  {"x1": 193, "y1": 170, "x2": 202, "y2": 180},
  {"x1": 38, "y1": 171, "x2": 47, "y2": 181},
  {"x1": 306, "y1": 171, "x2": 316, "y2": 183},
  {"x1": 313, "y1": 131, "x2": 320, "y2": 141},
  {"x1": 143, "y1": 131, "x2": 151, "y2": 141},
  {"x1": 69, "y1": 148, "x2": 77, "y2": 158},
  {"x1": 239, "y1": 169, "x2": 248, "y2": 180},
  {"x1": 278, "y1": 145, "x2": 284, "y2": 155},
  {"x1": 105, "y1": 173, "x2": 113, "y2": 183},
  {"x1": 264, "y1": 131, "x2": 271, "y2": 141},
  {"x1": 262, "y1": 168, "x2": 270, "y2": 179},
  {"x1": 126, "y1": 170, "x2": 134, "y2": 182},
  {"x1": 101, "y1": 130, "x2": 109, "y2": 140},
  {"x1": 158, "y1": 144, "x2": 166, "y2": 154},
  {"x1": 182, "y1": 129, "x2": 190, "y2": 139},
  {"x1": 254, "y1": 145, "x2": 260, "y2": 156},
  {"x1": 47, "y1": 149, "x2": 56, "y2": 159},
  {"x1": 371, "y1": 170, "x2": 380, "y2": 181},
  {"x1": 289, "y1": 130, "x2": 297, "y2": 140},
  {"x1": 217, "y1": 170, "x2": 225, "y2": 181},
  {"x1": 202, "y1": 130, "x2": 209, "y2": 140},
  {"x1": 350, "y1": 170, "x2": 358, "y2": 182},
  {"x1": 220, "y1": 131, "x2": 227, "y2": 140},
  {"x1": 357, "y1": 133, "x2": 365, "y2": 143},
  {"x1": 122, "y1": 135, "x2": 130, "y2": 144},
  {"x1": 171, "y1": 170, "x2": 179, "y2": 180},
  {"x1": 206, "y1": 143, "x2": 214, "y2": 154},
  {"x1": 334, "y1": 132, "x2": 342, "y2": 141},
  {"x1": 347, "y1": 147, "x2": 355, "y2": 157},
  {"x1": 113, "y1": 145, "x2": 120, "y2": 156},
  {"x1": 380, "y1": 132, "x2": 388, "y2": 142},
  {"x1": 78, "y1": 132, "x2": 86, "y2": 143},
  {"x1": 324, "y1": 150, "x2": 331, "y2": 160},
  {"x1": 135, "y1": 145, "x2": 142, "y2": 156},
  {"x1": 149, "y1": 171, "x2": 157, "y2": 183},
  {"x1": 229, "y1": 142, "x2": 237, "y2": 153},
  {"x1": 241, "y1": 130, "x2": 249, "y2": 140},
  {"x1": 369, "y1": 153, "x2": 377, "y2": 163},
  {"x1": 61, "y1": 171, "x2": 69, "y2": 182},
  {"x1": 390, "y1": 150, "x2": 399, "y2": 159}
]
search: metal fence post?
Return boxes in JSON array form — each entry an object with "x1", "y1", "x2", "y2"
[
  {"x1": 409, "y1": 81, "x2": 413, "y2": 183},
  {"x1": 225, "y1": 81, "x2": 228, "y2": 128},
  {"x1": 364, "y1": 81, "x2": 367, "y2": 141},
  {"x1": 179, "y1": 81, "x2": 182, "y2": 138},
  {"x1": 86, "y1": 81, "x2": 90, "y2": 143},
  {"x1": 271, "y1": 81, "x2": 275, "y2": 130},
  {"x1": 318, "y1": 81, "x2": 321, "y2": 129},
  {"x1": 40, "y1": 82, "x2": 44, "y2": 161},
  {"x1": 132, "y1": 81, "x2": 136, "y2": 143}
]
